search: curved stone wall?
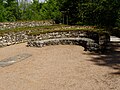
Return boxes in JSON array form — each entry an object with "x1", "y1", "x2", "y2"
[
  {"x1": 27, "y1": 31, "x2": 110, "y2": 52},
  {"x1": 27, "y1": 37, "x2": 98, "y2": 51},
  {"x1": 0, "y1": 22, "x2": 110, "y2": 52},
  {"x1": 28, "y1": 31, "x2": 87, "y2": 40}
]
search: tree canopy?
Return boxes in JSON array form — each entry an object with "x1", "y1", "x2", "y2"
[{"x1": 0, "y1": 0, "x2": 120, "y2": 28}]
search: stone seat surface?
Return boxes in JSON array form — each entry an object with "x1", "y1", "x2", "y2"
[
  {"x1": 27, "y1": 37, "x2": 99, "y2": 52},
  {"x1": 27, "y1": 38, "x2": 94, "y2": 46},
  {"x1": 110, "y1": 36, "x2": 120, "y2": 43},
  {"x1": 32, "y1": 37, "x2": 94, "y2": 43}
]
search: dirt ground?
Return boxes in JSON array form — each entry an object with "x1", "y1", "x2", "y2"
[{"x1": 0, "y1": 43, "x2": 119, "y2": 90}]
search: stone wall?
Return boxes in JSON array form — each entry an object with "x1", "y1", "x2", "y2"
[
  {"x1": 0, "y1": 24, "x2": 110, "y2": 52},
  {"x1": 27, "y1": 31, "x2": 87, "y2": 40},
  {"x1": 27, "y1": 31, "x2": 110, "y2": 52},
  {"x1": 0, "y1": 31, "x2": 27, "y2": 47},
  {"x1": 27, "y1": 37, "x2": 97, "y2": 51},
  {"x1": 0, "y1": 20, "x2": 55, "y2": 30},
  {"x1": 0, "y1": 31, "x2": 87, "y2": 47}
]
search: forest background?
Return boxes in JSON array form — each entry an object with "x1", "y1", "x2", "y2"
[{"x1": 0, "y1": 0, "x2": 120, "y2": 29}]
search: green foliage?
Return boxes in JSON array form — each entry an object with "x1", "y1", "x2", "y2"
[
  {"x1": 40, "y1": 0, "x2": 61, "y2": 23},
  {"x1": 0, "y1": 4, "x2": 6, "y2": 22},
  {"x1": 0, "y1": 0, "x2": 62, "y2": 22},
  {"x1": 0, "y1": 0, "x2": 120, "y2": 30},
  {"x1": 57, "y1": 0, "x2": 120, "y2": 28},
  {"x1": 0, "y1": 0, "x2": 43, "y2": 21},
  {"x1": 0, "y1": 0, "x2": 18, "y2": 22},
  {"x1": 20, "y1": 0, "x2": 42, "y2": 20}
]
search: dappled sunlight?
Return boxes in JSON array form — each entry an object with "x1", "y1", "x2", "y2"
[{"x1": 84, "y1": 42, "x2": 120, "y2": 75}]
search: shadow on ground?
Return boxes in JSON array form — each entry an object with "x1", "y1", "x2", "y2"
[{"x1": 84, "y1": 43, "x2": 120, "y2": 75}]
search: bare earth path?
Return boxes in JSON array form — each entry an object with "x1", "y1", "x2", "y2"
[{"x1": 0, "y1": 43, "x2": 119, "y2": 90}]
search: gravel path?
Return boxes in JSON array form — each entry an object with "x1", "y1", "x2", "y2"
[{"x1": 0, "y1": 43, "x2": 119, "y2": 90}]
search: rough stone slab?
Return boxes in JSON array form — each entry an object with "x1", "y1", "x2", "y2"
[
  {"x1": 27, "y1": 38, "x2": 95, "y2": 48},
  {"x1": 0, "y1": 53, "x2": 32, "y2": 67},
  {"x1": 27, "y1": 37, "x2": 100, "y2": 52},
  {"x1": 34, "y1": 38, "x2": 94, "y2": 43},
  {"x1": 110, "y1": 36, "x2": 120, "y2": 42}
]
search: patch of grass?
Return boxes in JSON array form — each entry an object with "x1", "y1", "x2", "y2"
[
  {"x1": 0, "y1": 24, "x2": 109, "y2": 36},
  {"x1": 28, "y1": 28, "x2": 108, "y2": 36}
]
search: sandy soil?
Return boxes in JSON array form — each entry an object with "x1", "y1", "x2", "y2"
[{"x1": 0, "y1": 43, "x2": 119, "y2": 90}]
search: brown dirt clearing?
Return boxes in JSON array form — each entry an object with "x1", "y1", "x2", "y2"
[{"x1": 0, "y1": 43, "x2": 119, "y2": 90}]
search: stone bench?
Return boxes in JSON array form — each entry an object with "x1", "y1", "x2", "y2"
[{"x1": 27, "y1": 37, "x2": 99, "y2": 51}]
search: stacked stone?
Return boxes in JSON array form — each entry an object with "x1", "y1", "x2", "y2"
[
  {"x1": 29, "y1": 31, "x2": 87, "y2": 41},
  {"x1": 0, "y1": 22, "x2": 110, "y2": 52},
  {"x1": 0, "y1": 20, "x2": 54, "y2": 30},
  {"x1": 27, "y1": 37, "x2": 99, "y2": 52},
  {"x1": 0, "y1": 31, "x2": 28, "y2": 47},
  {"x1": 27, "y1": 31, "x2": 110, "y2": 52},
  {"x1": 99, "y1": 33, "x2": 110, "y2": 52}
]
